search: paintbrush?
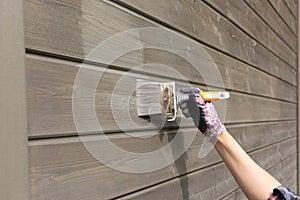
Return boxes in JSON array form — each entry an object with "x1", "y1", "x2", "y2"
[
  {"x1": 176, "y1": 89, "x2": 230, "y2": 103},
  {"x1": 136, "y1": 79, "x2": 230, "y2": 121}
]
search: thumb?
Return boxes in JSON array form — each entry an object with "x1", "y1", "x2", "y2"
[{"x1": 180, "y1": 87, "x2": 202, "y2": 94}]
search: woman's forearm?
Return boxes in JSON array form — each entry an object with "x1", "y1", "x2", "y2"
[{"x1": 215, "y1": 131, "x2": 281, "y2": 200}]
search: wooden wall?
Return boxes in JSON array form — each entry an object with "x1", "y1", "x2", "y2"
[{"x1": 24, "y1": 0, "x2": 298, "y2": 199}]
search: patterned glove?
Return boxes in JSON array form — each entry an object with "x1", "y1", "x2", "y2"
[
  {"x1": 178, "y1": 88, "x2": 226, "y2": 143},
  {"x1": 268, "y1": 186, "x2": 300, "y2": 200}
]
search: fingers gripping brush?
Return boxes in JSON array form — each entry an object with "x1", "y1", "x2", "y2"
[{"x1": 136, "y1": 79, "x2": 230, "y2": 121}]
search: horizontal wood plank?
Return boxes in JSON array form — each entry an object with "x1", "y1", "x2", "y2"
[
  {"x1": 243, "y1": 0, "x2": 297, "y2": 52},
  {"x1": 284, "y1": 0, "x2": 298, "y2": 19},
  {"x1": 221, "y1": 189, "x2": 246, "y2": 200},
  {"x1": 269, "y1": 0, "x2": 297, "y2": 35},
  {"x1": 114, "y1": 0, "x2": 296, "y2": 79},
  {"x1": 29, "y1": 123, "x2": 296, "y2": 200},
  {"x1": 116, "y1": 138, "x2": 297, "y2": 200},
  {"x1": 26, "y1": 54, "x2": 297, "y2": 137},
  {"x1": 24, "y1": 0, "x2": 297, "y2": 85},
  {"x1": 269, "y1": 154, "x2": 297, "y2": 191},
  {"x1": 203, "y1": 0, "x2": 296, "y2": 67},
  {"x1": 25, "y1": 0, "x2": 298, "y2": 199}
]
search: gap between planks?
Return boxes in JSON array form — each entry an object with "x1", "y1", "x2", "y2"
[
  {"x1": 110, "y1": 138, "x2": 297, "y2": 199},
  {"x1": 25, "y1": 0, "x2": 298, "y2": 87},
  {"x1": 25, "y1": 51, "x2": 297, "y2": 104},
  {"x1": 111, "y1": 0, "x2": 297, "y2": 70}
]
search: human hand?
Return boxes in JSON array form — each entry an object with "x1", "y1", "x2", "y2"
[{"x1": 178, "y1": 88, "x2": 226, "y2": 143}]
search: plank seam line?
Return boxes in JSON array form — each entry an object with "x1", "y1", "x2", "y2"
[
  {"x1": 201, "y1": 0, "x2": 297, "y2": 65},
  {"x1": 267, "y1": 0, "x2": 297, "y2": 36},
  {"x1": 28, "y1": 119, "x2": 297, "y2": 141},
  {"x1": 111, "y1": 0, "x2": 296, "y2": 70},
  {"x1": 225, "y1": 119, "x2": 297, "y2": 126},
  {"x1": 110, "y1": 138, "x2": 297, "y2": 200},
  {"x1": 246, "y1": 136, "x2": 297, "y2": 155},
  {"x1": 25, "y1": 50, "x2": 214, "y2": 89},
  {"x1": 224, "y1": 88, "x2": 297, "y2": 104},
  {"x1": 218, "y1": 187, "x2": 240, "y2": 200},
  {"x1": 109, "y1": 159, "x2": 223, "y2": 200},
  {"x1": 242, "y1": 0, "x2": 297, "y2": 52},
  {"x1": 282, "y1": 0, "x2": 297, "y2": 20},
  {"x1": 25, "y1": 51, "x2": 298, "y2": 103},
  {"x1": 243, "y1": 0, "x2": 297, "y2": 54},
  {"x1": 26, "y1": 48, "x2": 297, "y2": 97},
  {"x1": 106, "y1": 0, "x2": 297, "y2": 87}
]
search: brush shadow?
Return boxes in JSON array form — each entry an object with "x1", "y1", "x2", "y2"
[{"x1": 157, "y1": 120, "x2": 190, "y2": 200}]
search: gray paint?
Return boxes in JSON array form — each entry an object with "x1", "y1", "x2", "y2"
[{"x1": 0, "y1": 0, "x2": 28, "y2": 199}]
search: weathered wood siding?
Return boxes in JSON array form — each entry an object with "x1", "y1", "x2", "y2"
[{"x1": 24, "y1": 0, "x2": 298, "y2": 199}]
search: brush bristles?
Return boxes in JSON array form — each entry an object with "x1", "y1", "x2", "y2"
[
  {"x1": 136, "y1": 79, "x2": 176, "y2": 121},
  {"x1": 136, "y1": 79, "x2": 162, "y2": 116}
]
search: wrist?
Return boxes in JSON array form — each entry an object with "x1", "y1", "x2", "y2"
[
  {"x1": 215, "y1": 130, "x2": 229, "y2": 144},
  {"x1": 206, "y1": 123, "x2": 226, "y2": 143}
]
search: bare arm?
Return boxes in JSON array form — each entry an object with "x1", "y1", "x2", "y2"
[
  {"x1": 215, "y1": 131, "x2": 280, "y2": 200},
  {"x1": 179, "y1": 88, "x2": 283, "y2": 200}
]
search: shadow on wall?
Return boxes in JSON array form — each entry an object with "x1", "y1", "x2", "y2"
[{"x1": 159, "y1": 121, "x2": 190, "y2": 200}]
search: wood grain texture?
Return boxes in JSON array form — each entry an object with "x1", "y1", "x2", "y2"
[
  {"x1": 24, "y1": 0, "x2": 297, "y2": 85},
  {"x1": 284, "y1": 0, "x2": 298, "y2": 19},
  {"x1": 298, "y1": 1, "x2": 300, "y2": 194},
  {"x1": 26, "y1": 54, "x2": 297, "y2": 137},
  {"x1": 0, "y1": 0, "x2": 29, "y2": 199},
  {"x1": 203, "y1": 0, "x2": 297, "y2": 67},
  {"x1": 221, "y1": 189, "x2": 246, "y2": 200},
  {"x1": 116, "y1": 138, "x2": 297, "y2": 200},
  {"x1": 243, "y1": 0, "x2": 297, "y2": 52},
  {"x1": 29, "y1": 123, "x2": 296, "y2": 200},
  {"x1": 115, "y1": 0, "x2": 296, "y2": 77},
  {"x1": 24, "y1": 0, "x2": 299, "y2": 198},
  {"x1": 269, "y1": 0, "x2": 298, "y2": 35},
  {"x1": 268, "y1": 154, "x2": 298, "y2": 192}
]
